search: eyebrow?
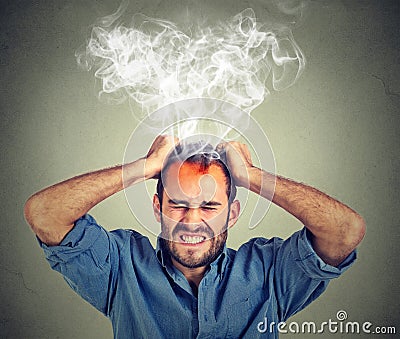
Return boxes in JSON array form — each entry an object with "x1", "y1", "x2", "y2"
[{"x1": 167, "y1": 199, "x2": 222, "y2": 207}]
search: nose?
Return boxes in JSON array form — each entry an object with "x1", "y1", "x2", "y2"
[{"x1": 181, "y1": 207, "x2": 203, "y2": 225}]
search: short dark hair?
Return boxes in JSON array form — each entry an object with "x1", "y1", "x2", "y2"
[{"x1": 156, "y1": 140, "x2": 237, "y2": 205}]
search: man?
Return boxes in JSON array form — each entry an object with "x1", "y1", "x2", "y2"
[{"x1": 24, "y1": 135, "x2": 365, "y2": 338}]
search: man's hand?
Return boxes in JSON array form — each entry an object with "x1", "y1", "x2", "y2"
[
  {"x1": 217, "y1": 141, "x2": 254, "y2": 189},
  {"x1": 144, "y1": 135, "x2": 179, "y2": 179}
]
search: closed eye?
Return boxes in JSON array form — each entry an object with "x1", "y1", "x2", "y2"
[
  {"x1": 168, "y1": 199, "x2": 188, "y2": 209},
  {"x1": 167, "y1": 199, "x2": 222, "y2": 211},
  {"x1": 201, "y1": 206, "x2": 217, "y2": 210},
  {"x1": 171, "y1": 205, "x2": 188, "y2": 210}
]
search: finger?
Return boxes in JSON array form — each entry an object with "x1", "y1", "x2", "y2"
[{"x1": 215, "y1": 142, "x2": 227, "y2": 153}]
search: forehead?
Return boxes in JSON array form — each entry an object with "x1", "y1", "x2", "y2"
[{"x1": 163, "y1": 161, "x2": 228, "y2": 204}]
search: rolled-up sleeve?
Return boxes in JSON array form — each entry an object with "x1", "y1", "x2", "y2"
[
  {"x1": 38, "y1": 214, "x2": 118, "y2": 316},
  {"x1": 290, "y1": 227, "x2": 356, "y2": 279},
  {"x1": 273, "y1": 227, "x2": 356, "y2": 320}
]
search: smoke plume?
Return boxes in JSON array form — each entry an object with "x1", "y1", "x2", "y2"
[{"x1": 76, "y1": 3, "x2": 305, "y2": 117}]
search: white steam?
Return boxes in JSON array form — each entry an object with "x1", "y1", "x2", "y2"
[{"x1": 76, "y1": 7, "x2": 305, "y2": 116}]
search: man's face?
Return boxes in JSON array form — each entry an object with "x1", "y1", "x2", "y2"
[{"x1": 153, "y1": 161, "x2": 239, "y2": 268}]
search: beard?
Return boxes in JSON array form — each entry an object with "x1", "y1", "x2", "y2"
[{"x1": 159, "y1": 216, "x2": 228, "y2": 268}]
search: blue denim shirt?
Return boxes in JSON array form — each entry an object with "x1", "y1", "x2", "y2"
[{"x1": 40, "y1": 214, "x2": 356, "y2": 338}]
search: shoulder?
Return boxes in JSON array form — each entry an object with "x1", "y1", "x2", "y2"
[
  {"x1": 238, "y1": 236, "x2": 284, "y2": 253},
  {"x1": 109, "y1": 227, "x2": 148, "y2": 243},
  {"x1": 71, "y1": 214, "x2": 155, "y2": 254},
  {"x1": 226, "y1": 236, "x2": 285, "y2": 266}
]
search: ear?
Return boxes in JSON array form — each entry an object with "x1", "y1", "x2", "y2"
[
  {"x1": 152, "y1": 194, "x2": 161, "y2": 223},
  {"x1": 227, "y1": 200, "x2": 240, "y2": 229}
]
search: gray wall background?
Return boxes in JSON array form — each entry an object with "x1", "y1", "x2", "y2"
[{"x1": 1, "y1": 0, "x2": 399, "y2": 338}]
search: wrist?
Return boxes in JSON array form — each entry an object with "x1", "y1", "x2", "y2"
[
  {"x1": 143, "y1": 157, "x2": 162, "y2": 180},
  {"x1": 123, "y1": 158, "x2": 157, "y2": 187},
  {"x1": 234, "y1": 166, "x2": 255, "y2": 189}
]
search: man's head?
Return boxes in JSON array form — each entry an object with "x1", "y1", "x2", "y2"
[{"x1": 153, "y1": 140, "x2": 240, "y2": 269}]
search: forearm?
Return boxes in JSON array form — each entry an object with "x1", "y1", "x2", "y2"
[
  {"x1": 246, "y1": 167, "x2": 365, "y2": 265},
  {"x1": 24, "y1": 158, "x2": 148, "y2": 245}
]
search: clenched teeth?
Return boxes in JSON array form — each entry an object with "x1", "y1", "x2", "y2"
[{"x1": 181, "y1": 235, "x2": 206, "y2": 244}]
